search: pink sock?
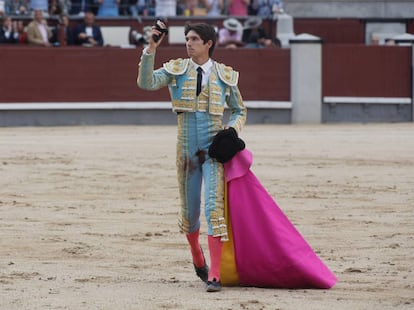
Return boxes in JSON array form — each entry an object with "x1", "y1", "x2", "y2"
[
  {"x1": 208, "y1": 235, "x2": 223, "y2": 282},
  {"x1": 186, "y1": 229, "x2": 205, "y2": 268}
]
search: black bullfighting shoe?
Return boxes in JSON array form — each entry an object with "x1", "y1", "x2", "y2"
[
  {"x1": 206, "y1": 278, "x2": 222, "y2": 292},
  {"x1": 194, "y1": 263, "x2": 209, "y2": 283},
  {"x1": 193, "y1": 247, "x2": 209, "y2": 283}
]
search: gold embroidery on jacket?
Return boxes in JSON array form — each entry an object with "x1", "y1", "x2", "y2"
[
  {"x1": 163, "y1": 58, "x2": 189, "y2": 75},
  {"x1": 215, "y1": 62, "x2": 239, "y2": 86},
  {"x1": 168, "y1": 60, "x2": 237, "y2": 116}
]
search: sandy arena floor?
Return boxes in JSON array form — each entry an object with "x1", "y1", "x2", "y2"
[{"x1": 0, "y1": 124, "x2": 413, "y2": 310}]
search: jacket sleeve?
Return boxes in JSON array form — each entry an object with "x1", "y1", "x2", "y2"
[
  {"x1": 226, "y1": 85, "x2": 247, "y2": 134},
  {"x1": 215, "y1": 62, "x2": 247, "y2": 133},
  {"x1": 137, "y1": 50, "x2": 171, "y2": 91},
  {"x1": 27, "y1": 24, "x2": 45, "y2": 45},
  {"x1": 74, "y1": 25, "x2": 83, "y2": 45},
  {"x1": 95, "y1": 26, "x2": 103, "y2": 46}
]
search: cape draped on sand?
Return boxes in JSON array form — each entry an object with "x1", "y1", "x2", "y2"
[{"x1": 220, "y1": 149, "x2": 338, "y2": 289}]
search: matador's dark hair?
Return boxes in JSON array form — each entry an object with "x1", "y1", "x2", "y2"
[{"x1": 184, "y1": 23, "x2": 217, "y2": 57}]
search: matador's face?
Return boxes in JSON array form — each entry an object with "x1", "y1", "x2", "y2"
[{"x1": 185, "y1": 30, "x2": 211, "y2": 62}]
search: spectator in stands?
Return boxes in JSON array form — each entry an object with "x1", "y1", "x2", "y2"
[
  {"x1": 52, "y1": 14, "x2": 74, "y2": 45},
  {"x1": 227, "y1": 0, "x2": 249, "y2": 16},
  {"x1": 198, "y1": 0, "x2": 223, "y2": 16},
  {"x1": 27, "y1": 9, "x2": 52, "y2": 46},
  {"x1": 97, "y1": 0, "x2": 120, "y2": 16},
  {"x1": 218, "y1": 17, "x2": 244, "y2": 49},
  {"x1": 74, "y1": 11, "x2": 103, "y2": 46},
  {"x1": 0, "y1": 15, "x2": 19, "y2": 43},
  {"x1": 254, "y1": 0, "x2": 283, "y2": 19},
  {"x1": 16, "y1": 19, "x2": 28, "y2": 43},
  {"x1": 242, "y1": 16, "x2": 272, "y2": 48}
]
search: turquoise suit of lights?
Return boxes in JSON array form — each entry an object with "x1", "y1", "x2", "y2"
[{"x1": 137, "y1": 51, "x2": 246, "y2": 240}]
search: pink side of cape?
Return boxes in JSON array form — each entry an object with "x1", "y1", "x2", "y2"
[{"x1": 224, "y1": 149, "x2": 338, "y2": 288}]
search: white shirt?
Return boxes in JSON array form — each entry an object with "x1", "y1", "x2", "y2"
[
  {"x1": 191, "y1": 58, "x2": 213, "y2": 87},
  {"x1": 36, "y1": 22, "x2": 48, "y2": 43},
  {"x1": 85, "y1": 26, "x2": 93, "y2": 37}
]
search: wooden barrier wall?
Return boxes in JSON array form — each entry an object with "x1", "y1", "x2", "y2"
[
  {"x1": 0, "y1": 46, "x2": 290, "y2": 103},
  {"x1": 323, "y1": 45, "x2": 412, "y2": 98},
  {"x1": 0, "y1": 44, "x2": 411, "y2": 104}
]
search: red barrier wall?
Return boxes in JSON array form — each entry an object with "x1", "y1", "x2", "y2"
[
  {"x1": 0, "y1": 46, "x2": 290, "y2": 103},
  {"x1": 1, "y1": 44, "x2": 411, "y2": 104},
  {"x1": 323, "y1": 45, "x2": 412, "y2": 97}
]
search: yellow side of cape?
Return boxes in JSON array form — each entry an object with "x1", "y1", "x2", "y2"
[{"x1": 220, "y1": 182, "x2": 240, "y2": 286}]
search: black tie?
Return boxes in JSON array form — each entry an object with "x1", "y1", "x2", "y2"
[{"x1": 196, "y1": 67, "x2": 203, "y2": 96}]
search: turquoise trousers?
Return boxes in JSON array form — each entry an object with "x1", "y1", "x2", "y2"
[{"x1": 176, "y1": 112, "x2": 225, "y2": 237}]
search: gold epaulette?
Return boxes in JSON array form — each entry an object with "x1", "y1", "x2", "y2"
[
  {"x1": 215, "y1": 62, "x2": 239, "y2": 86},
  {"x1": 163, "y1": 58, "x2": 189, "y2": 75}
]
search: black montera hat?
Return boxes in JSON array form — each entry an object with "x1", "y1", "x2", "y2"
[{"x1": 208, "y1": 127, "x2": 245, "y2": 163}]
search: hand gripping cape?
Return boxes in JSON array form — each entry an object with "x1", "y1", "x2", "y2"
[{"x1": 219, "y1": 149, "x2": 337, "y2": 288}]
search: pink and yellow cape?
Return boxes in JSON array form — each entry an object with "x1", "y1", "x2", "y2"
[{"x1": 220, "y1": 149, "x2": 337, "y2": 288}]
